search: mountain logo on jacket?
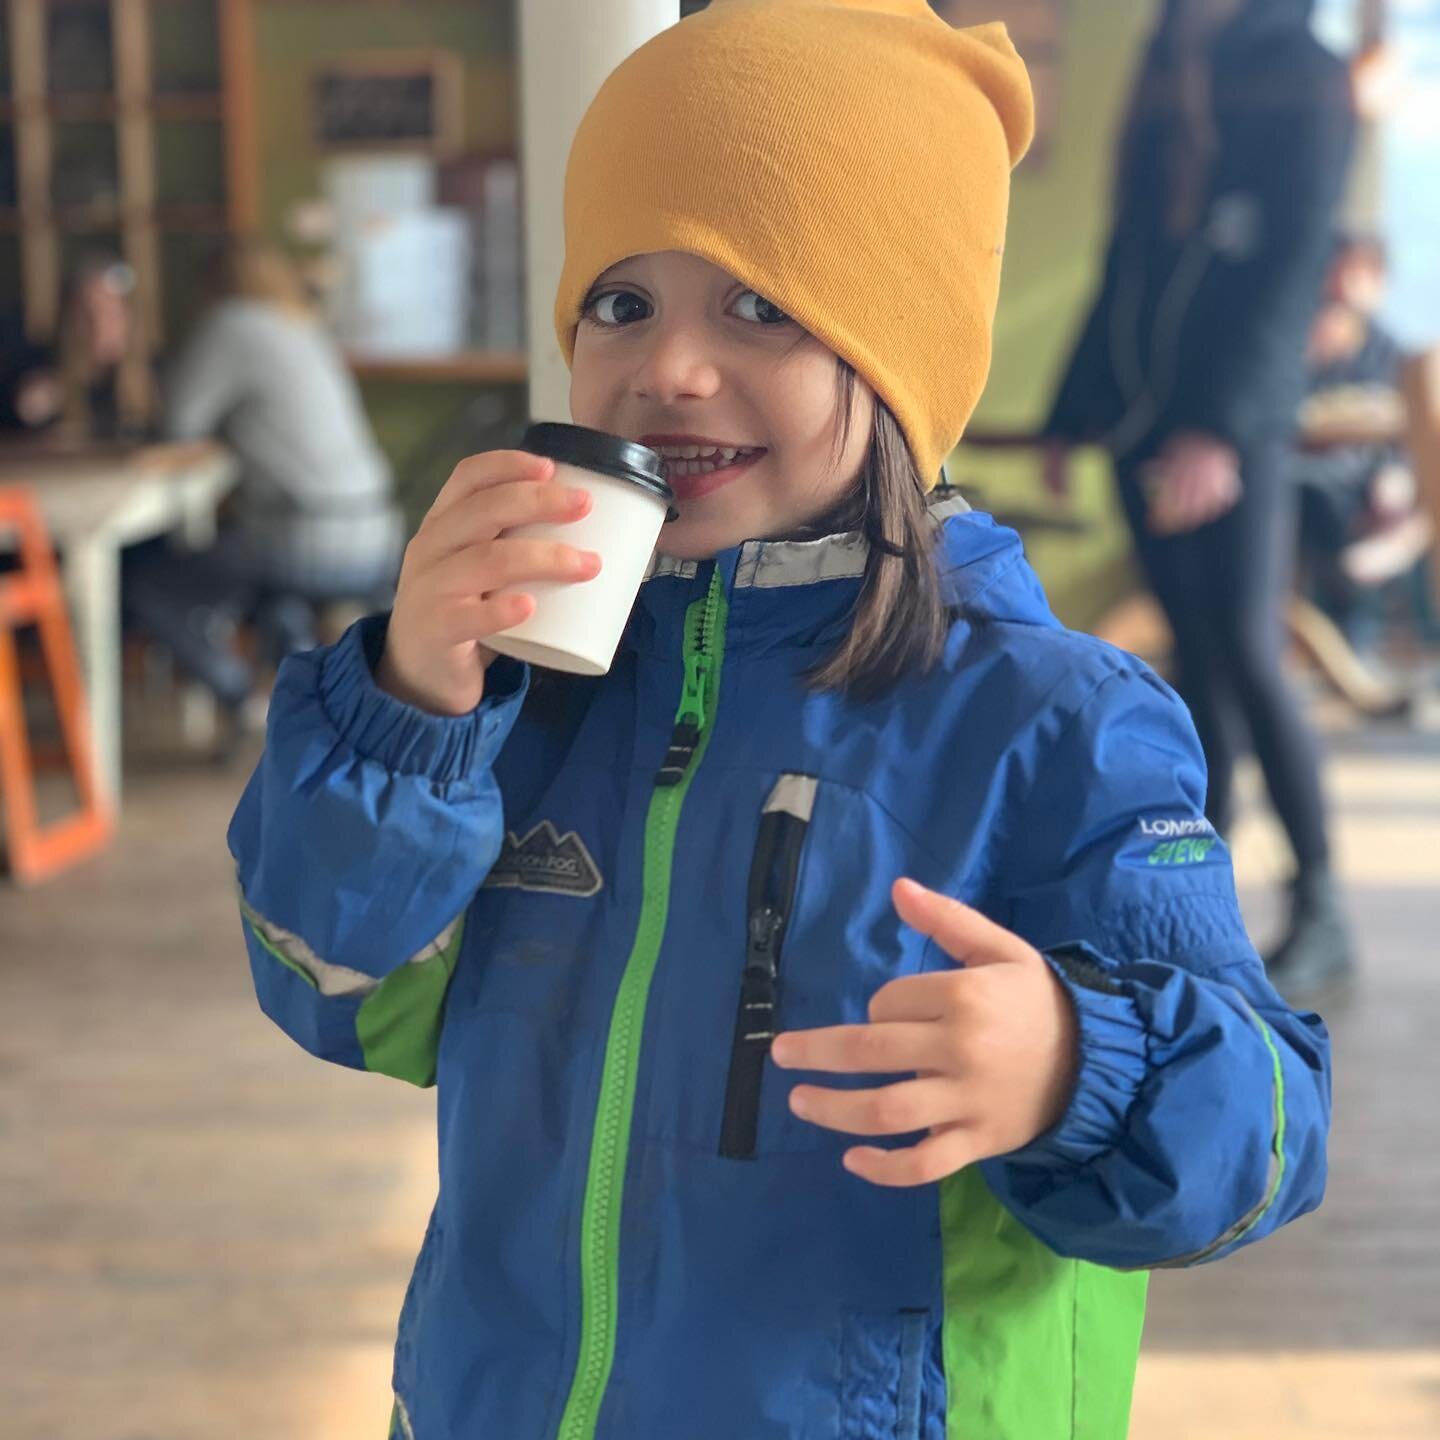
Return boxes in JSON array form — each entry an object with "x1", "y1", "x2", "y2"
[{"x1": 483, "y1": 821, "x2": 604, "y2": 898}]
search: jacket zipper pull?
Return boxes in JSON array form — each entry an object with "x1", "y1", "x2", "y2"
[
  {"x1": 719, "y1": 775, "x2": 817, "y2": 1162},
  {"x1": 681, "y1": 650, "x2": 711, "y2": 732},
  {"x1": 656, "y1": 639, "x2": 713, "y2": 787},
  {"x1": 741, "y1": 906, "x2": 781, "y2": 1035},
  {"x1": 717, "y1": 904, "x2": 782, "y2": 1160}
]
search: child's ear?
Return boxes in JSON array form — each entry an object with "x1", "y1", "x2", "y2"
[{"x1": 949, "y1": 22, "x2": 1036, "y2": 169}]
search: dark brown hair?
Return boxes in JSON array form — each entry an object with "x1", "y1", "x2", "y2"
[{"x1": 791, "y1": 357, "x2": 952, "y2": 701}]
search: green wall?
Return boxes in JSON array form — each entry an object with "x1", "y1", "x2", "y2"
[
  {"x1": 251, "y1": 1, "x2": 515, "y2": 238},
  {"x1": 981, "y1": 5, "x2": 1151, "y2": 430},
  {"x1": 950, "y1": 1, "x2": 1155, "y2": 628}
]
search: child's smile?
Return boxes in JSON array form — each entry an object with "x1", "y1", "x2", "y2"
[{"x1": 641, "y1": 434, "x2": 770, "y2": 503}]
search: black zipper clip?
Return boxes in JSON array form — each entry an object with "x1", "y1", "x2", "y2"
[
  {"x1": 719, "y1": 776, "x2": 816, "y2": 1162},
  {"x1": 740, "y1": 907, "x2": 782, "y2": 1033},
  {"x1": 719, "y1": 904, "x2": 784, "y2": 1160},
  {"x1": 655, "y1": 719, "x2": 701, "y2": 787}
]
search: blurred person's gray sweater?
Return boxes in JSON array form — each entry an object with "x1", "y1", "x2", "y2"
[{"x1": 164, "y1": 298, "x2": 402, "y2": 585}]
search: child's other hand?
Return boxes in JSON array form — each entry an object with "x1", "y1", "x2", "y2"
[
  {"x1": 770, "y1": 878, "x2": 1079, "y2": 1188},
  {"x1": 376, "y1": 450, "x2": 602, "y2": 716}
]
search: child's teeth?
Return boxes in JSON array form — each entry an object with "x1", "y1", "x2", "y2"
[{"x1": 661, "y1": 447, "x2": 763, "y2": 482}]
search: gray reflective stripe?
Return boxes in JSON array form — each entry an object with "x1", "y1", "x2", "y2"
[
  {"x1": 734, "y1": 495, "x2": 973, "y2": 590},
  {"x1": 644, "y1": 553, "x2": 700, "y2": 581},
  {"x1": 1149, "y1": 1148, "x2": 1282, "y2": 1271},
  {"x1": 394, "y1": 1394, "x2": 416, "y2": 1440},
  {"x1": 642, "y1": 495, "x2": 971, "y2": 590},
  {"x1": 735, "y1": 530, "x2": 869, "y2": 590},
  {"x1": 239, "y1": 888, "x2": 462, "y2": 999},
  {"x1": 929, "y1": 494, "x2": 972, "y2": 521},
  {"x1": 1149, "y1": 1003, "x2": 1287, "y2": 1270},
  {"x1": 405, "y1": 915, "x2": 464, "y2": 966},
  {"x1": 764, "y1": 774, "x2": 818, "y2": 823}
]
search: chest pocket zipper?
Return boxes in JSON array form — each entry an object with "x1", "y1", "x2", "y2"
[{"x1": 718, "y1": 773, "x2": 818, "y2": 1160}]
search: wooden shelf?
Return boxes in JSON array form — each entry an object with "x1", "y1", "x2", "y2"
[
  {"x1": 347, "y1": 350, "x2": 529, "y2": 384},
  {"x1": 0, "y1": 91, "x2": 223, "y2": 122},
  {"x1": 0, "y1": 203, "x2": 228, "y2": 234}
]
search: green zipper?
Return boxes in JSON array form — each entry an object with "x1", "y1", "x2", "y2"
[{"x1": 555, "y1": 566, "x2": 727, "y2": 1440}]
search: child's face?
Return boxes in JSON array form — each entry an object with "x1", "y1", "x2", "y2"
[{"x1": 570, "y1": 250, "x2": 874, "y2": 560}]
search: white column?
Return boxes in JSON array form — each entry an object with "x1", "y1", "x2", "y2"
[{"x1": 519, "y1": 0, "x2": 677, "y2": 424}]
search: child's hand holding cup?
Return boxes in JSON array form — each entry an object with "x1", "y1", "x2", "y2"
[{"x1": 377, "y1": 424, "x2": 674, "y2": 716}]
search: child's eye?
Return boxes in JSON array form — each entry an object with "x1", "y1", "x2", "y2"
[
  {"x1": 584, "y1": 290, "x2": 651, "y2": 326},
  {"x1": 733, "y1": 290, "x2": 791, "y2": 326}
]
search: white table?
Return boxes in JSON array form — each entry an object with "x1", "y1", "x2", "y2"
[{"x1": 0, "y1": 441, "x2": 239, "y2": 804}]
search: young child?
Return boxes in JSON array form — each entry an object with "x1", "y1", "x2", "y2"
[{"x1": 229, "y1": 4, "x2": 1331, "y2": 1437}]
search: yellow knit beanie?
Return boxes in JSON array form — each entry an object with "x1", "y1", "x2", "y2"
[{"x1": 554, "y1": 0, "x2": 1034, "y2": 489}]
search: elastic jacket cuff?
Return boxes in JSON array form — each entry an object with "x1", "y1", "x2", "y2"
[
  {"x1": 316, "y1": 615, "x2": 529, "y2": 784},
  {"x1": 1005, "y1": 941, "x2": 1150, "y2": 1173}
]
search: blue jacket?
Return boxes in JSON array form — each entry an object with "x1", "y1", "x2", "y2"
[{"x1": 230, "y1": 502, "x2": 1329, "y2": 1440}]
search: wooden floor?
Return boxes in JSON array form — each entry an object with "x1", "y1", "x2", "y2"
[{"x1": 2, "y1": 703, "x2": 1437, "y2": 1438}]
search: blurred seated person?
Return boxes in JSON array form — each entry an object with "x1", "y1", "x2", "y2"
[
  {"x1": 122, "y1": 239, "x2": 404, "y2": 717},
  {"x1": 0, "y1": 255, "x2": 152, "y2": 439},
  {"x1": 1292, "y1": 234, "x2": 1431, "y2": 647}
]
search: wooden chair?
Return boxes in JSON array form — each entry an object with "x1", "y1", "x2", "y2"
[
  {"x1": 1402, "y1": 345, "x2": 1440, "y2": 617},
  {"x1": 0, "y1": 487, "x2": 113, "y2": 884}
]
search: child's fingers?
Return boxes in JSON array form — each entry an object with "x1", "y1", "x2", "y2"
[
  {"x1": 417, "y1": 479, "x2": 593, "y2": 564},
  {"x1": 434, "y1": 592, "x2": 536, "y2": 647},
  {"x1": 891, "y1": 879, "x2": 1037, "y2": 969},
  {"x1": 424, "y1": 536, "x2": 601, "y2": 602},
  {"x1": 429, "y1": 449, "x2": 555, "y2": 521},
  {"x1": 842, "y1": 1124, "x2": 980, "y2": 1188},
  {"x1": 788, "y1": 1075, "x2": 962, "y2": 1138},
  {"x1": 867, "y1": 971, "x2": 961, "y2": 1024},
  {"x1": 770, "y1": 1020, "x2": 948, "y2": 1076},
  {"x1": 478, "y1": 537, "x2": 604, "y2": 596}
]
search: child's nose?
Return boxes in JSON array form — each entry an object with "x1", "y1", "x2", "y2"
[{"x1": 631, "y1": 322, "x2": 722, "y2": 405}]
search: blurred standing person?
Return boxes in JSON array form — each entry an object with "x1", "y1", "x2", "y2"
[
  {"x1": 1044, "y1": 0, "x2": 1358, "y2": 1001},
  {"x1": 124, "y1": 239, "x2": 404, "y2": 712}
]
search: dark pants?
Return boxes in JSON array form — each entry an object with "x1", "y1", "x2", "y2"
[
  {"x1": 1117, "y1": 437, "x2": 1331, "y2": 872},
  {"x1": 121, "y1": 531, "x2": 398, "y2": 709}
]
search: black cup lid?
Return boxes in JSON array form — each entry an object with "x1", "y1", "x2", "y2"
[{"x1": 521, "y1": 423, "x2": 676, "y2": 515}]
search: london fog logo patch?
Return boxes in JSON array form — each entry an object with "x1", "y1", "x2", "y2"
[
  {"x1": 1135, "y1": 815, "x2": 1218, "y2": 867},
  {"x1": 1138, "y1": 817, "x2": 1215, "y2": 839},
  {"x1": 483, "y1": 822, "x2": 604, "y2": 898}
]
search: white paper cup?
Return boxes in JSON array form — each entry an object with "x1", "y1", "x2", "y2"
[{"x1": 484, "y1": 423, "x2": 676, "y2": 676}]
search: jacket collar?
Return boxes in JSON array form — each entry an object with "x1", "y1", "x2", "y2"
[{"x1": 627, "y1": 495, "x2": 974, "y2": 660}]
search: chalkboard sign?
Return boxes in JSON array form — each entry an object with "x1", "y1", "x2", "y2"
[{"x1": 311, "y1": 50, "x2": 462, "y2": 154}]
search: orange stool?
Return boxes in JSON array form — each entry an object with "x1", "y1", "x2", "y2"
[{"x1": 0, "y1": 487, "x2": 113, "y2": 884}]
